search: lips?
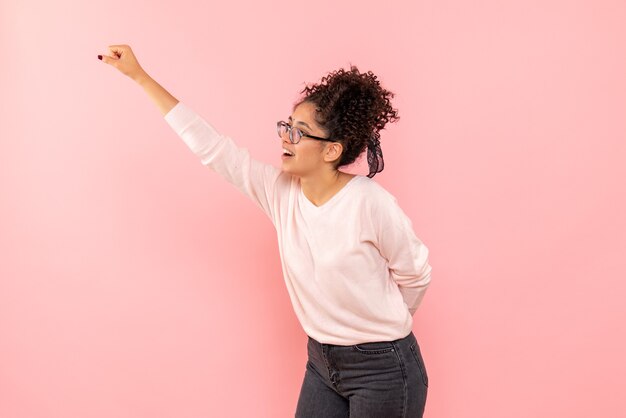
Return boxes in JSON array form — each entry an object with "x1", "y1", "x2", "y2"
[{"x1": 282, "y1": 147, "x2": 295, "y2": 156}]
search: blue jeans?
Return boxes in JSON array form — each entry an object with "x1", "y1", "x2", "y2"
[{"x1": 295, "y1": 331, "x2": 428, "y2": 417}]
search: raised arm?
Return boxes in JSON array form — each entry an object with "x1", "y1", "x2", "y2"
[
  {"x1": 136, "y1": 73, "x2": 179, "y2": 117},
  {"x1": 98, "y1": 44, "x2": 178, "y2": 116},
  {"x1": 98, "y1": 44, "x2": 284, "y2": 223}
]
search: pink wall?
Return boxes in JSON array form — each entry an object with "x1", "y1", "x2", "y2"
[{"x1": 1, "y1": 0, "x2": 624, "y2": 417}]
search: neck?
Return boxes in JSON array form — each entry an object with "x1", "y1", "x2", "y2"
[{"x1": 300, "y1": 169, "x2": 354, "y2": 207}]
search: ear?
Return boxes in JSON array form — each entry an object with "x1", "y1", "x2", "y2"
[{"x1": 322, "y1": 141, "x2": 344, "y2": 164}]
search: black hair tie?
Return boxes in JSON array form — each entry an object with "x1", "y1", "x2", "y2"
[{"x1": 366, "y1": 134, "x2": 384, "y2": 178}]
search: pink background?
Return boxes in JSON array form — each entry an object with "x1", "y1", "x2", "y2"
[{"x1": 1, "y1": 0, "x2": 625, "y2": 417}]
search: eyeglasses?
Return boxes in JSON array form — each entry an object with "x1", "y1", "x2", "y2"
[{"x1": 276, "y1": 121, "x2": 334, "y2": 144}]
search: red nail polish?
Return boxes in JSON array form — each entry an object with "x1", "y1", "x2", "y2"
[{"x1": 98, "y1": 55, "x2": 102, "y2": 60}]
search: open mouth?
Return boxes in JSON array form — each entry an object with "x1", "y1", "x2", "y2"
[{"x1": 282, "y1": 148, "x2": 295, "y2": 157}]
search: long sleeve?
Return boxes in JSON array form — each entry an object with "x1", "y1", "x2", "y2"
[
  {"x1": 374, "y1": 196, "x2": 432, "y2": 316},
  {"x1": 164, "y1": 102, "x2": 282, "y2": 221}
]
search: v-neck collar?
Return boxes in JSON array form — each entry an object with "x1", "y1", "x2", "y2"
[{"x1": 299, "y1": 175, "x2": 361, "y2": 212}]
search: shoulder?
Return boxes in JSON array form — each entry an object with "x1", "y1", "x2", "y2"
[
  {"x1": 347, "y1": 176, "x2": 409, "y2": 229},
  {"x1": 352, "y1": 175, "x2": 400, "y2": 207},
  {"x1": 272, "y1": 169, "x2": 300, "y2": 191}
]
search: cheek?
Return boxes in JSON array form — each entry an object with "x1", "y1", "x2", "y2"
[
  {"x1": 295, "y1": 145, "x2": 322, "y2": 163},
  {"x1": 296, "y1": 152, "x2": 318, "y2": 167}
]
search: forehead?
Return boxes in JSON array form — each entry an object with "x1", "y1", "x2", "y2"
[
  {"x1": 290, "y1": 102, "x2": 319, "y2": 129},
  {"x1": 293, "y1": 101, "x2": 318, "y2": 118}
]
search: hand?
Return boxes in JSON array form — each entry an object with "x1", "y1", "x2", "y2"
[{"x1": 98, "y1": 44, "x2": 147, "y2": 82}]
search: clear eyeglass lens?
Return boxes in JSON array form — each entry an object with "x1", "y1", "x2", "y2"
[
  {"x1": 292, "y1": 127, "x2": 301, "y2": 143},
  {"x1": 278, "y1": 122, "x2": 288, "y2": 139},
  {"x1": 278, "y1": 122, "x2": 301, "y2": 144}
]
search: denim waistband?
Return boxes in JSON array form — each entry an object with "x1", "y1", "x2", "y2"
[{"x1": 307, "y1": 330, "x2": 416, "y2": 350}]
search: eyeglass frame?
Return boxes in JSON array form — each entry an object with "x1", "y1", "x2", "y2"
[{"x1": 276, "y1": 120, "x2": 335, "y2": 144}]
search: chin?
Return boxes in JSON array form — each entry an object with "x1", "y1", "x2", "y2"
[
  {"x1": 281, "y1": 163, "x2": 304, "y2": 178},
  {"x1": 281, "y1": 166, "x2": 299, "y2": 177}
]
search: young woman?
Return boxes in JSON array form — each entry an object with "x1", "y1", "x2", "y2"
[{"x1": 98, "y1": 44, "x2": 432, "y2": 418}]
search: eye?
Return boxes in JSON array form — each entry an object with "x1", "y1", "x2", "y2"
[{"x1": 288, "y1": 119, "x2": 308, "y2": 135}]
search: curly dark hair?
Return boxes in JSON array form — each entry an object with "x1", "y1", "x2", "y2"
[{"x1": 292, "y1": 65, "x2": 400, "y2": 178}]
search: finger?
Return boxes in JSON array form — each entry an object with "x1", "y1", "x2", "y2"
[
  {"x1": 108, "y1": 45, "x2": 126, "y2": 58},
  {"x1": 99, "y1": 54, "x2": 117, "y2": 65}
]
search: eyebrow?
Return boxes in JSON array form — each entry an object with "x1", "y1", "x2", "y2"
[{"x1": 288, "y1": 116, "x2": 313, "y2": 131}]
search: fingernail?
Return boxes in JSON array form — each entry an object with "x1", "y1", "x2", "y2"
[{"x1": 97, "y1": 55, "x2": 102, "y2": 60}]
